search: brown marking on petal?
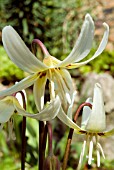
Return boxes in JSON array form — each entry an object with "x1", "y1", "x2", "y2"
[
  {"x1": 14, "y1": 110, "x2": 17, "y2": 114},
  {"x1": 39, "y1": 72, "x2": 46, "y2": 78},
  {"x1": 66, "y1": 64, "x2": 71, "y2": 67},
  {"x1": 98, "y1": 132, "x2": 105, "y2": 136},
  {"x1": 79, "y1": 130, "x2": 87, "y2": 134},
  {"x1": 38, "y1": 72, "x2": 41, "y2": 75}
]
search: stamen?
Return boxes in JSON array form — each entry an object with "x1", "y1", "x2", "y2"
[
  {"x1": 77, "y1": 140, "x2": 86, "y2": 170},
  {"x1": 97, "y1": 142, "x2": 105, "y2": 159},
  {"x1": 97, "y1": 149, "x2": 100, "y2": 167},
  {"x1": 80, "y1": 140, "x2": 86, "y2": 163},
  {"x1": 88, "y1": 140, "x2": 93, "y2": 165}
]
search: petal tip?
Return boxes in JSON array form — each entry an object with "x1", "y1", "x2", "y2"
[
  {"x1": 103, "y1": 22, "x2": 109, "y2": 31},
  {"x1": 85, "y1": 13, "x2": 92, "y2": 20},
  {"x1": 85, "y1": 13, "x2": 91, "y2": 18},
  {"x1": 85, "y1": 13, "x2": 93, "y2": 22},
  {"x1": 2, "y1": 25, "x2": 12, "y2": 32}
]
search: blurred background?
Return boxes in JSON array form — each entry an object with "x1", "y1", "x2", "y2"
[{"x1": 0, "y1": 0, "x2": 114, "y2": 169}]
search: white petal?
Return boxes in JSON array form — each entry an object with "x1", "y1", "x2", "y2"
[
  {"x1": 103, "y1": 128, "x2": 114, "y2": 137},
  {"x1": 53, "y1": 73, "x2": 68, "y2": 109},
  {"x1": 53, "y1": 69, "x2": 73, "y2": 107},
  {"x1": 0, "y1": 96, "x2": 14, "y2": 123},
  {"x1": 14, "y1": 96, "x2": 61, "y2": 121},
  {"x1": 97, "y1": 143, "x2": 105, "y2": 159},
  {"x1": 57, "y1": 107, "x2": 83, "y2": 133},
  {"x1": 67, "y1": 91, "x2": 77, "y2": 119},
  {"x1": 81, "y1": 98, "x2": 92, "y2": 129},
  {"x1": 58, "y1": 69, "x2": 74, "y2": 95},
  {"x1": 33, "y1": 72, "x2": 47, "y2": 111},
  {"x1": 8, "y1": 118, "x2": 16, "y2": 140},
  {"x1": 57, "y1": 14, "x2": 94, "y2": 67},
  {"x1": 65, "y1": 23, "x2": 109, "y2": 69},
  {"x1": 0, "y1": 73, "x2": 38, "y2": 97},
  {"x1": 2, "y1": 26, "x2": 48, "y2": 73},
  {"x1": 86, "y1": 83, "x2": 106, "y2": 132}
]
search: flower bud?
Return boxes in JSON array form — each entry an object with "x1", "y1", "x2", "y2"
[{"x1": 43, "y1": 155, "x2": 61, "y2": 170}]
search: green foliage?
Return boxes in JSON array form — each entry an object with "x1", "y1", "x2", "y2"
[
  {"x1": 79, "y1": 49, "x2": 114, "y2": 76},
  {"x1": 0, "y1": 46, "x2": 25, "y2": 82},
  {"x1": 0, "y1": 0, "x2": 91, "y2": 58}
]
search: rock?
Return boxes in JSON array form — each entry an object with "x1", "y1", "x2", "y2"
[
  {"x1": 81, "y1": 72, "x2": 114, "y2": 113},
  {"x1": 101, "y1": 111, "x2": 114, "y2": 160}
]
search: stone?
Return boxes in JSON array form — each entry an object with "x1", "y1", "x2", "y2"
[{"x1": 81, "y1": 72, "x2": 114, "y2": 113}]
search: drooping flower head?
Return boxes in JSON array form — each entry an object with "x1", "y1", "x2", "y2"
[
  {"x1": 0, "y1": 14, "x2": 109, "y2": 114},
  {"x1": 57, "y1": 83, "x2": 114, "y2": 168}
]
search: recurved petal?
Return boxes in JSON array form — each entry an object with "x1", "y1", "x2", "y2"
[
  {"x1": 14, "y1": 95, "x2": 61, "y2": 121},
  {"x1": 57, "y1": 14, "x2": 94, "y2": 67},
  {"x1": 103, "y1": 128, "x2": 114, "y2": 137},
  {"x1": 65, "y1": 23, "x2": 109, "y2": 69},
  {"x1": 0, "y1": 73, "x2": 38, "y2": 98},
  {"x1": 85, "y1": 83, "x2": 106, "y2": 132},
  {"x1": 0, "y1": 96, "x2": 14, "y2": 123},
  {"x1": 33, "y1": 72, "x2": 47, "y2": 111},
  {"x1": 2, "y1": 26, "x2": 48, "y2": 73},
  {"x1": 57, "y1": 107, "x2": 83, "y2": 134}
]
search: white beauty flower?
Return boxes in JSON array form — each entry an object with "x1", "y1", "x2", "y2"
[
  {"x1": 0, "y1": 14, "x2": 109, "y2": 113},
  {"x1": 0, "y1": 94, "x2": 61, "y2": 139},
  {"x1": 57, "y1": 83, "x2": 114, "y2": 168}
]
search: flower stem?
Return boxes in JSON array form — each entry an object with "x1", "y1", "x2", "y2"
[
  {"x1": 62, "y1": 102, "x2": 92, "y2": 170},
  {"x1": 19, "y1": 91, "x2": 26, "y2": 170},
  {"x1": 21, "y1": 116, "x2": 26, "y2": 170},
  {"x1": 39, "y1": 121, "x2": 46, "y2": 170},
  {"x1": 47, "y1": 122, "x2": 53, "y2": 156},
  {"x1": 32, "y1": 39, "x2": 50, "y2": 56}
]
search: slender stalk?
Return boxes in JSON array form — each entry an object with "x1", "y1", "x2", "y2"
[
  {"x1": 19, "y1": 91, "x2": 27, "y2": 170},
  {"x1": 62, "y1": 128, "x2": 74, "y2": 170},
  {"x1": 42, "y1": 122, "x2": 48, "y2": 165},
  {"x1": 39, "y1": 121, "x2": 45, "y2": 170},
  {"x1": 21, "y1": 116, "x2": 26, "y2": 170},
  {"x1": 62, "y1": 102, "x2": 92, "y2": 170},
  {"x1": 47, "y1": 122, "x2": 53, "y2": 156},
  {"x1": 32, "y1": 39, "x2": 50, "y2": 56}
]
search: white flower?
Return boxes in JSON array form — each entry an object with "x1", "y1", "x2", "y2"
[
  {"x1": 0, "y1": 14, "x2": 109, "y2": 113},
  {"x1": 57, "y1": 83, "x2": 114, "y2": 168},
  {"x1": 0, "y1": 94, "x2": 61, "y2": 139}
]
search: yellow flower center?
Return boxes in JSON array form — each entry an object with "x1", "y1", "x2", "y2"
[{"x1": 43, "y1": 55, "x2": 60, "y2": 67}]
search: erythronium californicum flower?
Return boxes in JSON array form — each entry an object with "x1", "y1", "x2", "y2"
[
  {"x1": 57, "y1": 83, "x2": 114, "y2": 168},
  {"x1": 0, "y1": 94, "x2": 61, "y2": 139},
  {"x1": 0, "y1": 14, "x2": 109, "y2": 113}
]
